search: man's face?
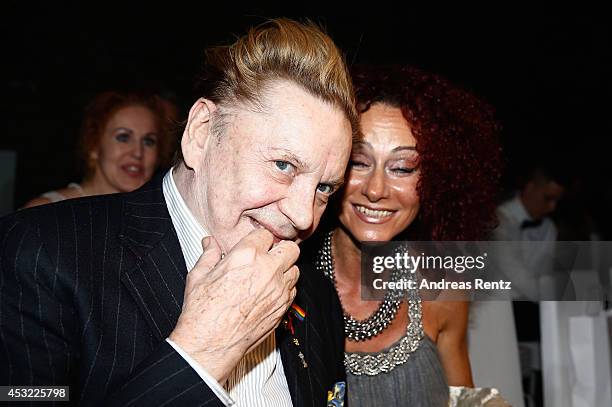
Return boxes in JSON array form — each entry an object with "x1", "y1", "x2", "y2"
[
  {"x1": 522, "y1": 180, "x2": 565, "y2": 220},
  {"x1": 189, "y1": 80, "x2": 352, "y2": 252}
]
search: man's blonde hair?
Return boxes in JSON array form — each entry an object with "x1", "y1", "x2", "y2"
[{"x1": 199, "y1": 18, "x2": 359, "y2": 140}]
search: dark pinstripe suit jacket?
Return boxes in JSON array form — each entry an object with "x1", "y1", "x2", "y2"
[{"x1": 0, "y1": 175, "x2": 346, "y2": 406}]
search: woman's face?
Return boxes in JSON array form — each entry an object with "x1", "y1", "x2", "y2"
[
  {"x1": 91, "y1": 105, "x2": 160, "y2": 192},
  {"x1": 338, "y1": 103, "x2": 420, "y2": 242}
]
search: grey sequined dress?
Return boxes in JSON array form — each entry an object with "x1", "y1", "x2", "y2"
[
  {"x1": 345, "y1": 296, "x2": 449, "y2": 407},
  {"x1": 347, "y1": 335, "x2": 449, "y2": 406}
]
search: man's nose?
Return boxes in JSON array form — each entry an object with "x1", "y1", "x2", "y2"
[
  {"x1": 280, "y1": 187, "x2": 315, "y2": 232},
  {"x1": 363, "y1": 168, "x2": 388, "y2": 202}
]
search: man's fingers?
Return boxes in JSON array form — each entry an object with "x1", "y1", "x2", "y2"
[
  {"x1": 233, "y1": 228, "x2": 275, "y2": 253},
  {"x1": 268, "y1": 240, "x2": 300, "y2": 273},
  {"x1": 289, "y1": 286, "x2": 297, "y2": 303},
  {"x1": 193, "y1": 236, "x2": 222, "y2": 273},
  {"x1": 283, "y1": 265, "x2": 300, "y2": 289}
]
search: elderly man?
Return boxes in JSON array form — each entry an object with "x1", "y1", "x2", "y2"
[{"x1": 0, "y1": 19, "x2": 358, "y2": 406}]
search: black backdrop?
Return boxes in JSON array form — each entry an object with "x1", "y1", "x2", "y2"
[{"x1": 2, "y1": 4, "x2": 610, "y2": 234}]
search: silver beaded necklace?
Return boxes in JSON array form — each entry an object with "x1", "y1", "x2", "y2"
[
  {"x1": 315, "y1": 230, "x2": 402, "y2": 341},
  {"x1": 316, "y1": 229, "x2": 425, "y2": 376}
]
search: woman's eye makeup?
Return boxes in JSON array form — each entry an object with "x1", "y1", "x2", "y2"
[
  {"x1": 349, "y1": 160, "x2": 369, "y2": 168},
  {"x1": 390, "y1": 166, "x2": 416, "y2": 174},
  {"x1": 349, "y1": 152, "x2": 371, "y2": 168},
  {"x1": 388, "y1": 157, "x2": 419, "y2": 175},
  {"x1": 115, "y1": 132, "x2": 130, "y2": 142},
  {"x1": 142, "y1": 136, "x2": 157, "y2": 147},
  {"x1": 114, "y1": 131, "x2": 158, "y2": 148}
]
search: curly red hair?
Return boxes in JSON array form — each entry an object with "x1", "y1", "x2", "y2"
[
  {"x1": 78, "y1": 90, "x2": 177, "y2": 177},
  {"x1": 352, "y1": 65, "x2": 503, "y2": 240}
]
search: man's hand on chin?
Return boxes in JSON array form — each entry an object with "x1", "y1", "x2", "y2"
[{"x1": 168, "y1": 228, "x2": 300, "y2": 385}]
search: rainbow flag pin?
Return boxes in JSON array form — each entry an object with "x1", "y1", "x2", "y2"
[{"x1": 291, "y1": 304, "x2": 306, "y2": 322}]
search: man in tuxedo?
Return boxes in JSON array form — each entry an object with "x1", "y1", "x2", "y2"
[
  {"x1": 0, "y1": 19, "x2": 358, "y2": 406},
  {"x1": 494, "y1": 164, "x2": 567, "y2": 300},
  {"x1": 493, "y1": 164, "x2": 568, "y2": 406}
]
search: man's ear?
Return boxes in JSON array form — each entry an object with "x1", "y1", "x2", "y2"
[{"x1": 181, "y1": 98, "x2": 217, "y2": 171}]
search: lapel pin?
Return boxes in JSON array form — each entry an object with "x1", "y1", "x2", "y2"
[
  {"x1": 284, "y1": 303, "x2": 309, "y2": 368},
  {"x1": 297, "y1": 351, "x2": 308, "y2": 368},
  {"x1": 283, "y1": 314, "x2": 295, "y2": 335},
  {"x1": 291, "y1": 303, "x2": 306, "y2": 321}
]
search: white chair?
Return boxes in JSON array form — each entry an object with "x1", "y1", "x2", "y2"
[
  {"x1": 468, "y1": 301, "x2": 525, "y2": 407},
  {"x1": 540, "y1": 301, "x2": 610, "y2": 407}
]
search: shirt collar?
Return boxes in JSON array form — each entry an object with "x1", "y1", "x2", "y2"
[
  {"x1": 508, "y1": 193, "x2": 533, "y2": 223},
  {"x1": 162, "y1": 168, "x2": 208, "y2": 271}
]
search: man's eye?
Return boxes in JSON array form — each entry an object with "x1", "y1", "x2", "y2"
[
  {"x1": 317, "y1": 184, "x2": 333, "y2": 194},
  {"x1": 115, "y1": 133, "x2": 130, "y2": 143},
  {"x1": 275, "y1": 160, "x2": 294, "y2": 172}
]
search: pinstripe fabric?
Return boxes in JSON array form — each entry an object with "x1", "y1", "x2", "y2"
[
  {"x1": 0, "y1": 177, "x2": 223, "y2": 406},
  {"x1": 0, "y1": 173, "x2": 346, "y2": 406},
  {"x1": 162, "y1": 170, "x2": 292, "y2": 406},
  {"x1": 224, "y1": 334, "x2": 292, "y2": 406}
]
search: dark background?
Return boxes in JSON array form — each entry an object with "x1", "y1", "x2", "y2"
[{"x1": 2, "y1": 4, "x2": 610, "y2": 234}]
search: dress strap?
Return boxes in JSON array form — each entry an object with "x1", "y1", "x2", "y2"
[
  {"x1": 40, "y1": 190, "x2": 67, "y2": 203},
  {"x1": 67, "y1": 182, "x2": 85, "y2": 197}
]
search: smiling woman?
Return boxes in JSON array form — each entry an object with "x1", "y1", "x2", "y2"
[
  {"x1": 300, "y1": 64, "x2": 503, "y2": 406},
  {"x1": 23, "y1": 90, "x2": 177, "y2": 207}
]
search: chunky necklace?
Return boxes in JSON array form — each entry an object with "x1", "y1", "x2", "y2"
[
  {"x1": 315, "y1": 230, "x2": 402, "y2": 342},
  {"x1": 345, "y1": 297, "x2": 423, "y2": 376},
  {"x1": 315, "y1": 229, "x2": 424, "y2": 375}
]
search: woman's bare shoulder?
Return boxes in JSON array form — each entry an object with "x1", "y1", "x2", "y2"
[
  {"x1": 22, "y1": 186, "x2": 82, "y2": 208},
  {"x1": 424, "y1": 300, "x2": 470, "y2": 328},
  {"x1": 22, "y1": 196, "x2": 53, "y2": 208}
]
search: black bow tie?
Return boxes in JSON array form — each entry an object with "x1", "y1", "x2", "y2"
[{"x1": 521, "y1": 219, "x2": 543, "y2": 230}]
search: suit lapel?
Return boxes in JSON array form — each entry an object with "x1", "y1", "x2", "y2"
[
  {"x1": 278, "y1": 281, "x2": 322, "y2": 407},
  {"x1": 119, "y1": 175, "x2": 188, "y2": 340},
  {"x1": 117, "y1": 174, "x2": 333, "y2": 404}
]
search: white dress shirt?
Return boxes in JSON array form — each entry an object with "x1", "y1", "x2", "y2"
[
  {"x1": 162, "y1": 169, "x2": 293, "y2": 406},
  {"x1": 495, "y1": 194, "x2": 557, "y2": 243},
  {"x1": 492, "y1": 194, "x2": 557, "y2": 299}
]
